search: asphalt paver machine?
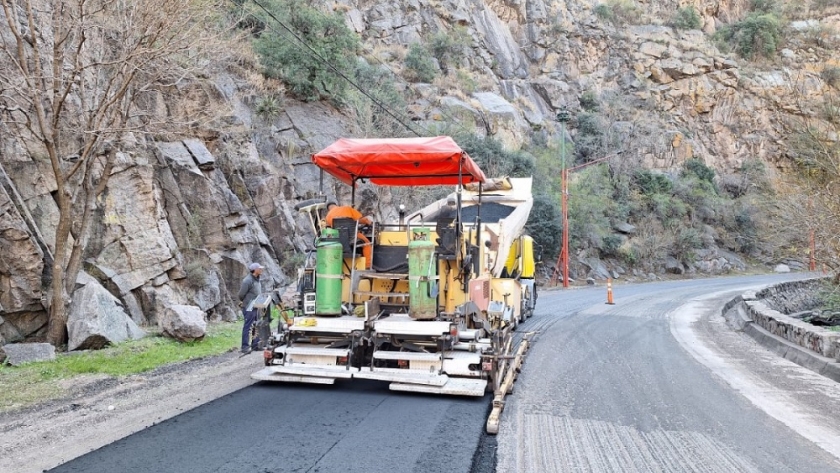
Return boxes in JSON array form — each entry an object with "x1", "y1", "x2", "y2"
[{"x1": 252, "y1": 137, "x2": 536, "y2": 419}]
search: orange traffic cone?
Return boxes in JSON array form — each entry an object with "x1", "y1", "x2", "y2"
[{"x1": 606, "y1": 278, "x2": 615, "y2": 305}]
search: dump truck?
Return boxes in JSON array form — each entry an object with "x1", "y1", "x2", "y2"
[{"x1": 252, "y1": 137, "x2": 537, "y2": 414}]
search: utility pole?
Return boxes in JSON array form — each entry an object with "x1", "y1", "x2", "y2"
[
  {"x1": 551, "y1": 108, "x2": 571, "y2": 288},
  {"x1": 550, "y1": 142, "x2": 622, "y2": 288}
]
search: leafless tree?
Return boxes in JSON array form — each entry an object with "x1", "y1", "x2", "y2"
[
  {"x1": 784, "y1": 72, "x2": 840, "y2": 278},
  {"x1": 0, "y1": 0, "x2": 230, "y2": 346}
]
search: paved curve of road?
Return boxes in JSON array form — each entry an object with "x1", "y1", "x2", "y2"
[
  {"x1": 497, "y1": 273, "x2": 840, "y2": 472},
  {"x1": 50, "y1": 274, "x2": 840, "y2": 472}
]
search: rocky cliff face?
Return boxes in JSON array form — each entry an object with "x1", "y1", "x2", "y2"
[{"x1": 1, "y1": 0, "x2": 837, "y2": 345}]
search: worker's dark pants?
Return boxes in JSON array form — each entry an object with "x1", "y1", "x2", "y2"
[{"x1": 241, "y1": 308, "x2": 259, "y2": 350}]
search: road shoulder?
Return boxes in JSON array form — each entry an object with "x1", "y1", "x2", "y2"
[
  {"x1": 670, "y1": 290, "x2": 840, "y2": 461},
  {"x1": 0, "y1": 351, "x2": 261, "y2": 473}
]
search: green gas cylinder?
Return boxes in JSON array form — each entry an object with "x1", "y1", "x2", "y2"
[
  {"x1": 315, "y1": 228, "x2": 343, "y2": 316},
  {"x1": 408, "y1": 227, "x2": 437, "y2": 320}
]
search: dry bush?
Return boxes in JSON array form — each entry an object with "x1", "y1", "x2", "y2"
[
  {"x1": 784, "y1": 104, "x2": 840, "y2": 272},
  {"x1": 632, "y1": 216, "x2": 674, "y2": 269},
  {"x1": 804, "y1": 23, "x2": 839, "y2": 49}
]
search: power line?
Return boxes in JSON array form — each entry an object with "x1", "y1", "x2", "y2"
[
  {"x1": 248, "y1": 0, "x2": 429, "y2": 137},
  {"x1": 345, "y1": 32, "x2": 478, "y2": 139}
]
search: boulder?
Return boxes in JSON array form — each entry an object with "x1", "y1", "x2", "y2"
[
  {"x1": 68, "y1": 275, "x2": 146, "y2": 351},
  {"x1": 774, "y1": 264, "x2": 791, "y2": 273},
  {"x1": 159, "y1": 304, "x2": 206, "y2": 342},
  {"x1": 614, "y1": 222, "x2": 637, "y2": 234},
  {"x1": 2, "y1": 343, "x2": 55, "y2": 366},
  {"x1": 665, "y1": 257, "x2": 684, "y2": 274},
  {"x1": 580, "y1": 256, "x2": 611, "y2": 280}
]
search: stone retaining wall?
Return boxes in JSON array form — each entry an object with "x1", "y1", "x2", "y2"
[{"x1": 742, "y1": 278, "x2": 840, "y2": 361}]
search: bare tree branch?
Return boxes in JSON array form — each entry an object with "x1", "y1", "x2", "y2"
[{"x1": 0, "y1": 0, "x2": 235, "y2": 345}]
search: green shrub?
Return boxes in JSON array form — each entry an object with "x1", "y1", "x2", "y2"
[
  {"x1": 650, "y1": 192, "x2": 687, "y2": 221},
  {"x1": 579, "y1": 90, "x2": 600, "y2": 112},
  {"x1": 404, "y1": 43, "x2": 438, "y2": 83},
  {"x1": 577, "y1": 112, "x2": 602, "y2": 137},
  {"x1": 185, "y1": 261, "x2": 209, "y2": 287},
  {"x1": 428, "y1": 26, "x2": 471, "y2": 73},
  {"x1": 601, "y1": 234, "x2": 623, "y2": 256},
  {"x1": 255, "y1": 95, "x2": 281, "y2": 118},
  {"x1": 568, "y1": 166, "x2": 619, "y2": 250},
  {"x1": 750, "y1": 0, "x2": 779, "y2": 14},
  {"x1": 619, "y1": 245, "x2": 638, "y2": 266},
  {"x1": 672, "y1": 7, "x2": 702, "y2": 30},
  {"x1": 715, "y1": 13, "x2": 784, "y2": 60},
  {"x1": 733, "y1": 204, "x2": 758, "y2": 254},
  {"x1": 526, "y1": 194, "x2": 563, "y2": 263},
  {"x1": 673, "y1": 176, "x2": 718, "y2": 221},
  {"x1": 455, "y1": 68, "x2": 477, "y2": 94},
  {"x1": 634, "y1": 169, "x2": 673, "y2": 196},
  {"x1": 531, "y1": 145, "x2": 563, "y2": 197},
  {"x1": 822, "y1": 66, "x2": 840, "y2": 88},
  {"x1": 345, "y1": 59, "x2": 407, "y2": 135},
  {"x1": 818, "y1": 280, "x2": 840, "y2": 312},
  {"x1": 456, "y1": 134, "x2": 536, "y2": 177},
  {"x1": 594, "y1": 4, "x2": 613, "y2": 21},
  {"x1": 681, "y1": 158, "x2": 716, "y2": 184},
  {"x1": 673, "y1": 226, "x2": 703, "y2": 262},
  {"x1": 608, "y1": 0, "x2": 642, "y2": 25},
  {"x1": 574, "y1": 112, "x2": 606, "y2": 161},
  {"x1": 594, "y1": 0, "x2": 641, "y2": 24},
  {"x1": 252, "y1": 0, "x2": 359, "y2": 102}
]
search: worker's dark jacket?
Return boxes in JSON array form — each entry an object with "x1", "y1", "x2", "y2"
[{"x1": 238, "y1": 273, "x2": 262, "y2": 310}]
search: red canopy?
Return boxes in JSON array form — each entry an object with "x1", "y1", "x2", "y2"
[{"x1": 311, "y1": 136, "x2": 486, "y2": 186}]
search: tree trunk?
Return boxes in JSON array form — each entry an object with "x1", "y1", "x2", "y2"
[{"x1": 47, "y1": 194, "x2": 72, "y2": 346}]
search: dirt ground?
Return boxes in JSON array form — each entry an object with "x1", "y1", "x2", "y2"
[{"x1": 0, "y1": 351, "x2": 263, "y2": 473}]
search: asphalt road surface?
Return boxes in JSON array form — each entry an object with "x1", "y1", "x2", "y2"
[
  {"x1": 497, "y1": 273, "x2": 840, "y2": 472},
  {"x1": 49, "y1": 274, "x2": 840, "y2": 473}
]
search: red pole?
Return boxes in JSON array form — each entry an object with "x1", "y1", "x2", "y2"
[{"x1": 562, "y1": 168, "x2": 569, "y2": 288}]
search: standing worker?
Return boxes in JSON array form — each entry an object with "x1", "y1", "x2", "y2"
[
  {"x1": 238, "y1": 262, "x2": 263, "y2": 354},
  {"x1": 325, "y1": 202, "x2": 373, "y2": 269}
]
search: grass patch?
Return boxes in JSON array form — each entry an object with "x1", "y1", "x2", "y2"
[{"x1": 0, "y1": 322, "x2": 240, "y2": 412}]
